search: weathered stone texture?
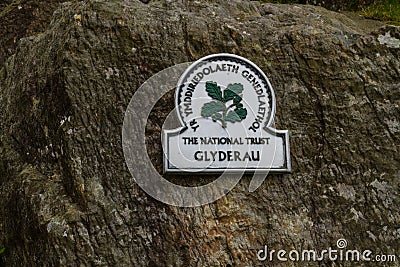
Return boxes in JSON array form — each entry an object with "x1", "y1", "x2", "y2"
[{"x1": 0, "y1": 0, "x2": 399, "y2": 266}]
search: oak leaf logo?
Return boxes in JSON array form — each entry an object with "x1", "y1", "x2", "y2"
[{"x1": 201, "y1": 81, "x2": 247, "y2": 128}]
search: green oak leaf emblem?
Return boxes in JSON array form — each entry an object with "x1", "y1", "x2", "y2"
[{"x1": 201, "y1": 81, "x2": 247, "y2": 128}]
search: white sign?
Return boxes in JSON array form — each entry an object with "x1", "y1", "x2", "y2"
[{"x1": 163, "y1": 54, "x2": 291, "y2": 173}]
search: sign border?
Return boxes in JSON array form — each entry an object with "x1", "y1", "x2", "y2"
[{"x1": 163, "y1": 53, "x2": 291, "y2": 174}]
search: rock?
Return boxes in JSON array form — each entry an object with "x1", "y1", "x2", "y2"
[
  {"x1": 0, "y1": 0, "x2": 399, "y2": 266},
  {"x1": 0, "y1": 0, "x2": 73, "y2": 69}
]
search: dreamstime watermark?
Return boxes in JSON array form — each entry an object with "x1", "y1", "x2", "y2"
[
  {"x1": 122, "y1": 55, "x2": 286, "y2": 207},
  {"x1": 257, "y1": 239, "x2": 397, "y2": 263},
  {"x1": 122, "y1": 62, "x2": 270, "y2": 207}
]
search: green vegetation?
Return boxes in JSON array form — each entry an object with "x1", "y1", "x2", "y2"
[
  {"x1": 360, "y1": 0, "x2": 400, "y2": 26},
  {"x1": 0, "y1": 247, "x2": 5, "y2": 254},
  {"x1": 257, "y1": 0, "x2": 400, "y2": 26}
]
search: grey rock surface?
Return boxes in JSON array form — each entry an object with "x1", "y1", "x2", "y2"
[
  {"x1": 0, "y1": 0, "x2": 399, "y2": 266},
  {"x1": 0, "y1": 0, "x2": 72, "y2": 69}
]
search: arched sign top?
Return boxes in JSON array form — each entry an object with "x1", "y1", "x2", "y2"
[{"x1": 175, "y1": 53, "x2": 276, "y2": 130}]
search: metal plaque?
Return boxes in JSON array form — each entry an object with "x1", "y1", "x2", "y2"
[{"x1": 163, "y1": 54, "x2": 291, "y2": 173}]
